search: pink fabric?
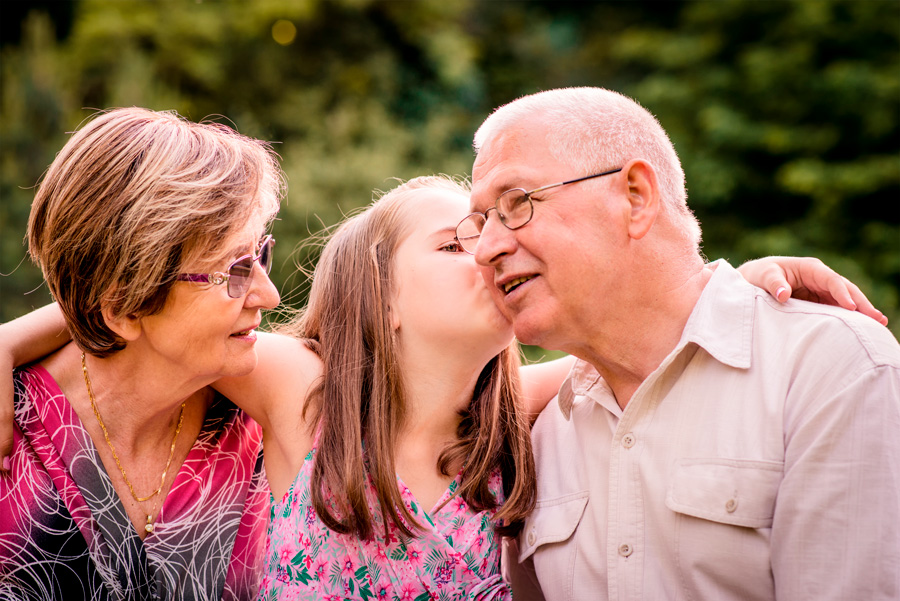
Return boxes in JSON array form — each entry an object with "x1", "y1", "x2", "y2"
[
  {"x1": 258, "y1": 445, "x2": 510, "y2": 601},
  {"x1": 1, "y1": 365, "x2": 270, "y2": 600}
]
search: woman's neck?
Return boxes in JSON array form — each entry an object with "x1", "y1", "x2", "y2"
[
  {"x1": 44, "y1": 342, "x2": 209, "y2": 455},
  {"x1": 40, "y1": 341, "x2": 209, "y2": 540}
]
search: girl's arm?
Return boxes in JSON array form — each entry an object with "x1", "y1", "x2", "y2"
[
  {"x1": 0, "y1": 303, "x2": 71, "y2": 472},
  {"x1": 0, "y1": 303, "x2": 70, "y2": 367},
  {"x1": 0, "y1": 304, "x2": 70, "y2": 471},
  {"x1": 213, "y1": 331, "x2": 322, "y2": 432},
  {"x1": 519, "y1": 356, "x2": 576, "y2": 419}
]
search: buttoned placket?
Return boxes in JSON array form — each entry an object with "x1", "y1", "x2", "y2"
[
  {"x1": 606, "y1": 392, "x2": 644, "y2": 600},
  {"x1": 604, "y1": 342, "x2": 700, "y2": 601}
]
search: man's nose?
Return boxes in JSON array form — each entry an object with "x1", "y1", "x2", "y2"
[{"x1": 474, "y1": 214, "x2": 517, "y2": 267}]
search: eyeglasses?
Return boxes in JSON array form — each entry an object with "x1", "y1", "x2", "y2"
[
  {"x1": 455, "y1": 168, "x2": 623, "y2": 254},
  {"x1": 177, "y1": 235, "x2": 275, "y2": 298}
]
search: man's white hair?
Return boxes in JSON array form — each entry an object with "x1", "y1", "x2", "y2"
[{"x1": 474, "y1": 87, "x2": 701, "y2": 248}]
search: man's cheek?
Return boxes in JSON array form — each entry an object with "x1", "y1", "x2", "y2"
[{"x1": 479, "y1": 265, "x2": 495, "y2": 288}]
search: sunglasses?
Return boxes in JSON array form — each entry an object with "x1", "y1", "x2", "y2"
[{"x1": 177, "y1": 235, "x2": 275, "y2": 298}]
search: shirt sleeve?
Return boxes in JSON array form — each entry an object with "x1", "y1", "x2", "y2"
[{"x1": 772, "y1": 363, "x2": 900, "y2": 600}]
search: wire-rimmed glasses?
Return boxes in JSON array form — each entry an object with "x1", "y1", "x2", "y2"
[{"x1": 455, "y1": 168, "x2": 622, "y2": 254}]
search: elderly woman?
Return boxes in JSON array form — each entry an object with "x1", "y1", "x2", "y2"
[{"x1": 0, "y1": 108, "x2": 282, "y2": 600}]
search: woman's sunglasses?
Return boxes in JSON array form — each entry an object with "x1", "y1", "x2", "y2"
[{"x1": 176, "y1": 235, "x2": 275, "y2": 298}]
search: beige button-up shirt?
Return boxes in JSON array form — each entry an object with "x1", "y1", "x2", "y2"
[{"x1": 505, "y1": 260, "x2": 900, "y2": 601}]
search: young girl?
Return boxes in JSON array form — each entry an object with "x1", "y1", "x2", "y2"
[{"x1": 221, "y1": 175, "x2": 550, "y2": 599}]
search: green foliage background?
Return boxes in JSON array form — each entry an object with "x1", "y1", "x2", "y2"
[{"x1": 2, "y1": 0, "x2": 898, "y2": 350}]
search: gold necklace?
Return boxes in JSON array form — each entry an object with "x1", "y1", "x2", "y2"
[{"x1": 81, "y1": 352, "x2": 186, "y2": 533}]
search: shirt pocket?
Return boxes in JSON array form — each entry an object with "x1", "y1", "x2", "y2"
[
  {"x1": 517, "y1": 491, "x2": 589, "y2": 561},
  {"x1": 665, "y1": 458, "x2": 783, "y2": 528}
]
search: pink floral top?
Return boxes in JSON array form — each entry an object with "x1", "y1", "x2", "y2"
[{"x1": 257, "y1": 446, "x2": 511, "y2": 601}]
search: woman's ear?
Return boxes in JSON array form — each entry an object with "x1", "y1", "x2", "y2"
[
  {"x1": 101, "y1": 306, "x2": 142, "y2": 342},
  {"x1": 622, "y1": 159, "x2": 660, "y2": 240}
]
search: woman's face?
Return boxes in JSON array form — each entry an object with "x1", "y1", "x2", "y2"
[
  {"x1": 391, "y1": 189, "x2": 514, "y2": 362},
  {"x1": 132, "y1": 222, "x2": 280, "y2": 384}
]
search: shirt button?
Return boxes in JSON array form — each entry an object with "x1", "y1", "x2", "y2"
[
  {"x1": 527, "y1": 529, "x2": 537, "y2": 546},
  {"x1": 622, "y1": 433, "x2": 636, "y2": 449},
  {"x1": 618, "y1": 543, "x2": 633, "y2": 557},
  {"x1": 725, "y1": 498, "x2": 738, "y2": 513}
]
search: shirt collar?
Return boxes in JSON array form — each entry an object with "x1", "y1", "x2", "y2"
[{"x1": 558, "y1": 259, "x2": 755, "y2": 418}]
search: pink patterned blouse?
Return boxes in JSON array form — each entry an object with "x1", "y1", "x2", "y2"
[
  {"x1": 1, "y1": 365, "x2": 269, "y2": 600},
  {"x1": 257, "y1": 445, "x2": 511, "y2": 601}
]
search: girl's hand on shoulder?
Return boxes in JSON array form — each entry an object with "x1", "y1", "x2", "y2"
[
  {"x1": 738, "y1": 256, "x2": 888, "y2": 326},
  {"x1": 0, "y1": 349, "x2": 13, "y2": 473}
]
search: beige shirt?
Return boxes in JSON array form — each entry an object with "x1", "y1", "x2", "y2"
[{"x1": 505, "y1": 260, "x2": 900, "y2": 601}]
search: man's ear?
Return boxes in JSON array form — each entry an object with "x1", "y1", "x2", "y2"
[
  {"x1": 622, "y1": 159, "x2": 660, "y2": 240},
  {"x1": 101, "y1": 306, "x2": 142, "y2": 342}
]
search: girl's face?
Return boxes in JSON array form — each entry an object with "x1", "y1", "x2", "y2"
[{"x1": 390, "y1": 189, "x2": 514, "y2": 361}]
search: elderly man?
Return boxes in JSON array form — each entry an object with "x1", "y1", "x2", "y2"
[{"x1": 456, "y1": 87, "x2": 900, "y2": 600}]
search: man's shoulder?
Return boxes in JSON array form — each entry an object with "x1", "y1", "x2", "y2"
[{"x1": 752, "y1": 293, "x2": 900, "y2": 370}]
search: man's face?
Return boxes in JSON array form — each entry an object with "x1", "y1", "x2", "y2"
[{"x1": 469, "y1": 125, "x2": 627, "y2": 353}]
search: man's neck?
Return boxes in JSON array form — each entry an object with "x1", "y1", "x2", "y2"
[{"x1": 570, "y1": 262, "x2": 715, "y2": 410}]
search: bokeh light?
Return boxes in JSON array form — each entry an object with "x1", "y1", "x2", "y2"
[{"x1": 272, "y1": 19, "x2": 296, "y2": 46}]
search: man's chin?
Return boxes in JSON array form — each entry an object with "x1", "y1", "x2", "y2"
[{"x1": 512, "y1": 320, "x2": 546, "y2": 348}]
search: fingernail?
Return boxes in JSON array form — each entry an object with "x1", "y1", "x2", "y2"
[
  {"x1": 775, "y1": 287, "x2": 788, "y2": 300},
  {"x1": 2, "y1": 456, "x2": 9, "y2": 471}
]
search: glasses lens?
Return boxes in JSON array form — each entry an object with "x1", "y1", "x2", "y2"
[
  {"x1": 259, "y1": 237, "x2": 274, "y2": 274},
  {"x1": 497, "y1": 190, "x2": 532, "y2": 229},
  {"x1": 456, "y1": 214, "x2": 485, "y2": 254},
  {"x1": 228, "y1": 257, "x2": 253, "y2": 298}
]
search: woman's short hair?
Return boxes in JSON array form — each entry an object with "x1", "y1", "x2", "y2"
[{"x1": 28, "y1": 107, "x2": 284, "y2": 356}]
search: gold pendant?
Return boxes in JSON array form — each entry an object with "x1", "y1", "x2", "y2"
[{"x1": 145, "y1": 515, "x2": 154, "y2": 533}]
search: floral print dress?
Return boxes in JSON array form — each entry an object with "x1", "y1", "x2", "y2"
[{"x1": 257, "y1": 445, "x2": 511, "y2": 601}]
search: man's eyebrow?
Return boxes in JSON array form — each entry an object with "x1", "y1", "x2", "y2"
[
  {"x1": 497, "y1": 178, "x2": 528, "y2": 190},
  {"x1": 489, "y1": 173, "x2": 542, "y2": 194}
]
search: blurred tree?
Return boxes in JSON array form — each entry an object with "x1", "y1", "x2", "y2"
[
  {"x1": 1, "y1": 0, "x2": 897, "y2": 351},
  {"x1": 1, "y1": 11, "x2": 76, "y2": 317},
  {"x1": 610, "y1": 0, "x2": 899, "y2": 327}
]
